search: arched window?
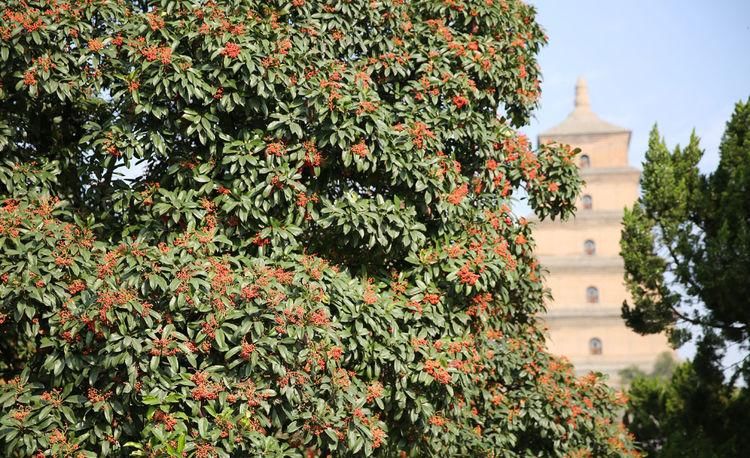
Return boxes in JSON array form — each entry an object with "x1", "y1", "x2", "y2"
[
  {"x1": 584, "y1": 239, "x2": 596, "y2": 256},
  {"x1": 582, "y1": 194, "x2": 592, "y2": 210},
  {"x1": 589, "y1": 337, "x2": 603, "y2": 355},
  {"x1": 580, "y1": 154, "x2": 591, "y2": 168},
  {"x1": 586, "y1": 286, "x2": 599, "y2": 304}
]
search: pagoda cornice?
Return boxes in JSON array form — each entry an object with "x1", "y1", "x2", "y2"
[
  {"x1": 530, "y1": 210, "x2": 625, "y2": 225},
  {"x1": 580, "y1": 166, "x2": 640, "y2": 179},
  {"x1": 541, "y1": 306, "x2": 622, "y2": 320},
  {"x1": 538, "y1": 255, "x2": 624, "y2": 271}
]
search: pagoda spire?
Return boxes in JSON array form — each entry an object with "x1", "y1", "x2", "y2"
[
  {"x1": 575, "y1": 76, "x2": 591, "y2": 111},
  {"x1": 538, "y1": 77, "x2": 629, "y2": 137}
]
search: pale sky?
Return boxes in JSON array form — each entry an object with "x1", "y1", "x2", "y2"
[{"x1": 523, "y1": 0, "x2": 750, "y2": 370}]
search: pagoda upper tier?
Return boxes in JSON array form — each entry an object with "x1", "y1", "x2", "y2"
[{"x1": 539, "y1": 77, "x2": 632, "y2": 169}]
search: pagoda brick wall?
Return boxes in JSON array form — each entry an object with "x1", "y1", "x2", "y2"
[{"x1": 533, "y1": 80, "x2": 673, "y2": 387}]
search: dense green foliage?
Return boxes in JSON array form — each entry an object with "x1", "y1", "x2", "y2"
[
  {"x1": 618, "y1": 352, "x2": 675, "y2": 387},
  {"x1": 623, "y1": 340, "x2": 750, "y2": 457},
  {"x1": 0, "y1": 1, "x2": 637, "y2": 456},
  {"x1": 621, "y1": 99, "x2": 750, "y2": 456}
]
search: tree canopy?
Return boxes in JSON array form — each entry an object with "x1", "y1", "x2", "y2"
[
  {"x1": 618, "y1": 352, "x2": 676, "y2": 386},
  {"x1": 1, "y1": 1, "x2": 636, "y2": 456},
  {"x1": 621, "y1": 99, "x2": 750, "y2": 456}
]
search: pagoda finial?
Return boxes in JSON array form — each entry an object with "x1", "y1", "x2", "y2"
[{"x1": 575, "y1": 76, "x2": 590, "y2": 110}]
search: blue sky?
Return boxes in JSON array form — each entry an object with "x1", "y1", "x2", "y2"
[
  {"x1": 523, "y1": 0, "x2": 750, "y2": 172},
  {"x1": 523, "y1": 1, "x2": 750, "y2": 368}
]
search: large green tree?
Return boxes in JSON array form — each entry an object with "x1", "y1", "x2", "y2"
[
  {"x1": 0, "y1": 1, "x2": 636, "y2": 456},
  {"x1": 620, "y1": 99, "x2": 750, "y2": 456}
]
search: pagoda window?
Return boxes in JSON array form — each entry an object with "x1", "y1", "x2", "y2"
[
  {"x1": 582, "y1": 194, "x2": 592, "y2": 210},
  {"x1": 580, "y1": 154, "x2": 591, "y2": 168},
  {"x1": 584, "y1": 240, "x2": 596, "y2": 255},
  {"x1": 589, "y1": 337, "x2": 603, "y2": 355},
  {"x1": 586, "y1": 286, "x2": 599, "y2": 303}
]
